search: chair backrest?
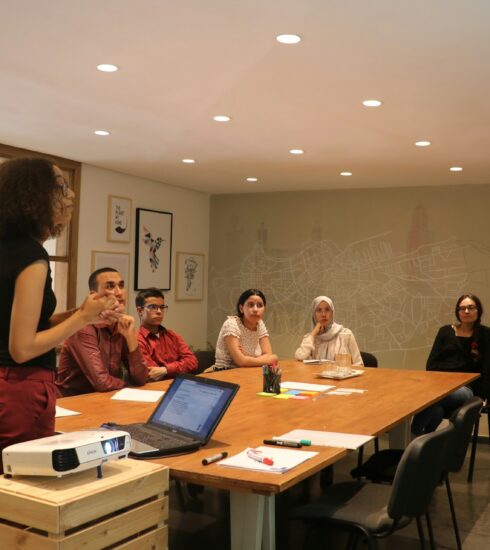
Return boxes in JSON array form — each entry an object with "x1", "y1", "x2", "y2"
[
  {"x1": 360, "y1": 351, "x2": 378, "y2": 368},
  {"x1": 446, "y1": 396, "x2": 483, "y2": 473},
  {"x1": 194, "y1": 350, "x2": 216, "y2": 374},
  {"x1": 388, "y1": 423, "x2": 453, "y2": 520}
]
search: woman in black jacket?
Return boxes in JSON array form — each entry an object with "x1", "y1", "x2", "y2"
[{"x1": 411, "y1": 293, "x2": 489, "y2": 436}]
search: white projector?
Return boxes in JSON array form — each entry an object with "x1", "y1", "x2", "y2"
[{"x1": 2, "y1": 430, "x2": 131, "y2": 477}]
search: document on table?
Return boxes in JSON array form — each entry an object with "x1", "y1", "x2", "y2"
[
  {"x1": 276, "y1": 429, "x2": 374, "y2": 450},
  {"x1": 219, "y1": 446, "x2": 318, "y2": 474},
  {"x1": 55, "y1": 406, "x2": 80, "y2": 417},
  {"x1": 281, "y1": 381, "x2": 335, "y2": 392},
  {"x1": 111, "y1": 388, "x2": 165, "y2": 402}
]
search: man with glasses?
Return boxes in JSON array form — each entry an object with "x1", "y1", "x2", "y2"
[
  {"x1": 136, "y1": 288, "x2": 197, "y2": 380},
  {"x1": 56, "y1": 268, "x2": 148, "y2": 395}
]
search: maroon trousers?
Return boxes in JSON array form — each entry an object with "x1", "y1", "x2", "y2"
[{"x1": 0, "y1": 367, "x2": 56, "y2": 473}]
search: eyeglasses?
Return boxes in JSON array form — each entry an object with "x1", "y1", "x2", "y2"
[
  {"x1": 457, "y1": 305, "x2": 477, "y2": 312},
  {"x1": 144, "y1": 304, "x2": 168, "y2": 312},
  {"x1": 55, "y1": 174, "x2": 70, "y2": 197}
]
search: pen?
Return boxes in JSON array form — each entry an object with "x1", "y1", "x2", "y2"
[
  {"x1": 263, "y1": 439, "x2": 302, "y2": 448},
  {"x1": 202, "y1": 451, "x2": 228, "y2": 465},
  {"x1": 272, "y1": 437, "x2": 312, "y2": 446},
  {"x1": 246, "y1": 448, "x2": 274, "y2": 466}
]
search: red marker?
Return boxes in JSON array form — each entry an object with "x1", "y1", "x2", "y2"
[{"x1": 247, "y1": 448, "x2": 274, "y2": 466}]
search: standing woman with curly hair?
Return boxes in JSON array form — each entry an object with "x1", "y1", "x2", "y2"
[
  {"x1": 0, "y1": 158, "x2": 118, "y2": 472},
  {"x1": 411, "y1": 293, "x2": 490, "y2": 436}
]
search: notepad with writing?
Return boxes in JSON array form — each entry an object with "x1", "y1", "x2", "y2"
[{"x1": 219, "y1": 446, "x2": 318, "y2": 474}]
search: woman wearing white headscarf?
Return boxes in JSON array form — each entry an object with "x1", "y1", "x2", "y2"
[{"x1": 294, "y1": 296, "x2": 363, "y2": 365}]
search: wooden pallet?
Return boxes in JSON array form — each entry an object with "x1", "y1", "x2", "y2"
[{"x1": 0, "y1": 459, "x2": 168, "y2": 549}]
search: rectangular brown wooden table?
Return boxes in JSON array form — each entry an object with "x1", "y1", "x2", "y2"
[{"x1": 56, "y1": 361, "x2": 478, "y2": 550}]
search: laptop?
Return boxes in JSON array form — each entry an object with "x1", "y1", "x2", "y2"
[{"x1": 102, "y1": 374, "x2": 239, "y2": 458}]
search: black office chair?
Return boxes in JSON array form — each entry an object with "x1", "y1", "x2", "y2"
[
  {"x1": 194, "y1": 350, "x2": 216, "y2": 374},
  {"x1": 467, "y1": 401, "x2": 489, "y2": 482},
  {"x1": 350, "y1": 397, "x2": 483, "y2": 550},
  {"x1": 360, "y1": 351, "x2": 378, "y2": 368},
  {"x1": 291, "y1": 424, "x2": 454, "y2": 550}
]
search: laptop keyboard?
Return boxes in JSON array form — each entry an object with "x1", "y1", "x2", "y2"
[{"x1": 122, "y1": 425, "x2": 188, "y2": 449}]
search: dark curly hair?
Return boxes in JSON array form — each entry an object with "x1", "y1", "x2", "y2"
[
  {"x1": 236, "y1": 289, "x2": 266, "y2": 318},
  {"x1": 0, "y1": 157, "x2": 65, "y2": 240}
]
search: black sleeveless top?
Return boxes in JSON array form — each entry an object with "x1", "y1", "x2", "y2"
[{"x1": 0, "y1": 235, "x2": 56, "y2": 369}]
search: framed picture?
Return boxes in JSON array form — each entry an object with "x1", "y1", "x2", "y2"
[
  {"x1": 135, "y1": 208, "x2": 172, "y2": 290},
  {"x1": 91, "y1": 251, "x2": 130, "y2": 289},
  {"x1": 107, "y1": 195, "x2": 132, "y2": 243},
  {"x1": 176, "y1": 252, "x2": 205, "y2": 301}
]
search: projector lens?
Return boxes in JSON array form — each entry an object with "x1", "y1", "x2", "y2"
[{"x1": 102, "y1": 437, "x2": 121, "y2": 454}]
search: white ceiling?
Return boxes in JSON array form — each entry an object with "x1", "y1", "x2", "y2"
[{"x1": 1, "y1": 0, "x2": 490, "y2": 194}]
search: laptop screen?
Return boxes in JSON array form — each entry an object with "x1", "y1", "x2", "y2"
[{"x1": 148, "y1": 375, "x2": 239, "y2": 442}]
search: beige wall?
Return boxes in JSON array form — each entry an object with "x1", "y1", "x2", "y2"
[
  {"x1": 208, "y1": 184, "x2": 490, "y2": 372},
  {"x1": 77, "y1": 164, "x2": 210, "y2": 350}
]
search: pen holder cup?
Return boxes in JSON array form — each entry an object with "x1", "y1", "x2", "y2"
[{"x1": 263, "y1": 369, "x2": 281, "y2": 394}]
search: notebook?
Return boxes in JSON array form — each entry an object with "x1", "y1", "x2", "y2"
[{"x1": 102, "y1": 374, "x2": 239, "y2": 458}]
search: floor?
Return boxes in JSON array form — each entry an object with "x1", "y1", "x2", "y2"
[{"x1": 168, "y1": 435, "x2": 490, "y2": 550}]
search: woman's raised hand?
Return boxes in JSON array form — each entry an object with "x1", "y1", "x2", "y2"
[{"x1": 79, "y1": 293, "x2": 120, "y2": 324}]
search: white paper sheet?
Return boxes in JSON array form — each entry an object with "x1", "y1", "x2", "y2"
[
  {"x1": 277, "y1": 429, "x2": 374, "y2": 450},
  {"x1": 55, "y1": 406, "x2": 80, "y2": 417},
  {"x1": 111, "y1": 388, "x2": 165, "y2": 402},
  {"x1": 219, "y1": 446, "x2": 318, "y2": 474},
  {"x1": 281, "y1": 381, "x2": 335, "y2": 392}
]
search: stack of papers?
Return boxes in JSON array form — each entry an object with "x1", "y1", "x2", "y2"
[
  {"x1": 219, "y1": 446, "x2": 318, "y2": 474},
  {"x1": 281, "y1": 381, "x2": 334, "y2": 392},
  {"x1": 111, "y1": 388, "x2": 165, "y2": 402},
  {"x1": 276, "y1": 429, "x2": 374, "y2": 450}
]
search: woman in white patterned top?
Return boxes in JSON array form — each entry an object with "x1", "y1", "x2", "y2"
[{"x1": 212, "y1": 289, "x2": 277, "y2": 370}]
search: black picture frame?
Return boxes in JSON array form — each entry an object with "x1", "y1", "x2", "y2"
[{"x1": 134, "y1": 208, "x2": 173, "y2": 290}]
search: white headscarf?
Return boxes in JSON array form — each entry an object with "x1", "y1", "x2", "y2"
[{"x1": 311, "y1": 295, "x2": 343, "y2": 342}]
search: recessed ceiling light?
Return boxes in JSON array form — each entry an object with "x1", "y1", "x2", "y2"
[
  {"x1": 276, "y1": 34, "x2": 301, "y2": 44},
  {"x1": 362, "y1": 99, "x2": 383, "y2": 107},
  {"x1": 289, "y1": 149, "x2": 304, "y2": 155},
  {"x1": 97, "y1": 64, "x2": 118, "y2": 72},
  {"x1": 340, "y1": 171, "x2": 353, "y2": 177},
  {"x1": 182, "y1": 158, "x2": 196, "y2": 164},
  {"x1": 449, "y1": 166, "x2": 463, "y2": 172},
  {"x1": 94, "y1": 130, "x2": 110, "y2": 136},
  {"x1": 415, "y1": 140, "x2": 431, "y2": 147},
  {"x1": 246, "y1": 177, "x2": 258, "y2": 182},
  {"x1": 213, "y1": 115, "x2": 231, "y2": 122}
]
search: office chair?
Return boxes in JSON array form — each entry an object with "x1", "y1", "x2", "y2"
[
  {"x1": 291, "y1": 424, "x2": 454, "y2": 550},
  {"x1": 467, "y1": 400, "x2": 489, "y2": 482},
  {"x1": 350, "y1": 397, "x2": 483, "y2": 550},
  {"x1": 194, "y1": 350, "x2": 216, "y2": 374},
  {"x1": 360, "y1": 351, "x2": 378, "y2": 368}
]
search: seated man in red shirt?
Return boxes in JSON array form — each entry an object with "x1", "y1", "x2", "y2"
[
  {"x1": 136, "y1": 288, "x2": 198, "y2": 380},
  {"x1": 56, "y1": 268, "x2": 148, "y2": 396}
]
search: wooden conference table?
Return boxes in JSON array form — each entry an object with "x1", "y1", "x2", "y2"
[{"x1": 56, "y1": 361, "x2": 478, "y2": 550}]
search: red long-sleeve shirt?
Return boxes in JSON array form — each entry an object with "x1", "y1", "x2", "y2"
[
  {"x1": 56, "y1": 324, "x2": 147, "y2": 396},
  {"x1": 137, "y1": 325, "x2": 198, "y2": 378}
]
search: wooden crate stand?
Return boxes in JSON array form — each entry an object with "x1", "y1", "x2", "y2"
[{"x1": 0, "y1": 459, "x2": 168, "y2": 549}]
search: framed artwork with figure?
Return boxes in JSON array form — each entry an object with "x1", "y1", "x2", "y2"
[
  {"x1": 135, "y1": 208, "x2": 172, "y2": 290},
  {"x1": 107, "y1": 195, "x2": 132, "y2": 243},
  {"x1": 176, "y1": 252, "x2": 204, "y2": 301}
]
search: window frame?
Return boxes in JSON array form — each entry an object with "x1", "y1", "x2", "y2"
[{"x1": 0, "y1": 143, "x2": 81, "y2": 309}]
